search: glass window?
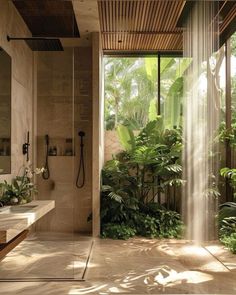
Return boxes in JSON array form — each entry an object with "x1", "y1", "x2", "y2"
[
  {"x1": 104, "y1": 57, "x2": 158, "y2": 130},
  {"x1": 231, "y1": 32, "x2": 236, "y2": 121},
  {"x1": 160, "y1": 57, "x2": 190, "y2": 129}
]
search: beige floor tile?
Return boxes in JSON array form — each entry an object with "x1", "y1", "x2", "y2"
[
  {"x1": 0, "y1": 233, "x2": 92, "y2": 280},
  {"x1": 0, "y1": 237, "x2": 236, "y2": 294}
]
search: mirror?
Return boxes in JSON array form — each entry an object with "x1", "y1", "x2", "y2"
[{"x1": 0, "y1": 48, "x2": 11, "y2": 174}]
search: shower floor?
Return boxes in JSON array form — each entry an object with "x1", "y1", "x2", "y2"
[
  {"x1": 0, "y1": 238, "x2": 236, "y2": 294},
  {"x1": 0, "y1": 232, "x2": 93, "y2": 281}
]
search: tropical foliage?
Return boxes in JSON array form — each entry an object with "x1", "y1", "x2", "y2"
[
  {"x1": 104, "y1": 57, "x2": 190, "y2": 130},
  {"x1": 220, "y1": 168, "x2": 236, "y2": 200},
  {"x1": 101, "y1": 118, "x2": 184, "y2": 239},
  {"x1": 104, "y1": 57, "x2": 158, "y2": 130},
  {"x1": 219, "y1": 202, "x2": 236, "y2": 254}
]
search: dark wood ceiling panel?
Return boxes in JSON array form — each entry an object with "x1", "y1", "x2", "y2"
[
  {"x1": 13, "y1": 0, "x2": 80, "y2": 38},
  {"x1": 220, "y1": 2, "x2": 236, "y2": 33}
]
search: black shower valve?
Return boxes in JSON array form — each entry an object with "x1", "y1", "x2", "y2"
[
  {"x1": 22, "y1": 142, "x2": 30, "y2": 155},
  {"x1": 22, "y1": 142, "x2": 30, "y2": 162},
  {"x1": 22, "y1": 131, "x2": 30, "y2": 161}
]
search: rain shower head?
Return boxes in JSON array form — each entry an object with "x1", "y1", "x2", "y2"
[{"x1": 7, "y1": 36, "x2": 63, "y2": 51}]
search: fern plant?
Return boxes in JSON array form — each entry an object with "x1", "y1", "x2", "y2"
[{"x1": 220, "y1": 168, "x2": 236, "y2": 200}]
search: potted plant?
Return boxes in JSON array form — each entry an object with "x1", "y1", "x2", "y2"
[{"x1": 0, "y1": 164, "x2": 44, "y2": 206}]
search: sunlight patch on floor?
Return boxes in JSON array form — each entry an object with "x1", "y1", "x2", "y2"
[{"x1": 68, "y1": 284, "x2": 108, "y2": 295}]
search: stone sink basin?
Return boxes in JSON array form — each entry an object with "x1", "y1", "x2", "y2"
[
  {"x1": 0, "y1": 201, "x2": 55, "y2": 243},
  {"x1": 0, "y1": 205, "x2": 38, "y2": 214}
]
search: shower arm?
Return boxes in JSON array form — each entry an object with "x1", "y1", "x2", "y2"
[
  {"x1": 7, "y1": 35, "x2": 60, "y2": 42},
  {"x1": 7, "y1": 35, "x2": 64, "y2": 51}
]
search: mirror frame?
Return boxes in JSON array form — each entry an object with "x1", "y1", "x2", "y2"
[{"x1": 0, "y1": 47, "x2": 12, "y2": 175}]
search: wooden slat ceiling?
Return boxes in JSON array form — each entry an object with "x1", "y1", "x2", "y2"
[
  {"x1": 98, "y1": 0, "x2": 186, "y2": 52},
  {"x1": 98, "y1": 0, "x2": 236, "y2": 53},
  {"x1": 219, "y1": 1, "x2": 236, "y2": 35}
]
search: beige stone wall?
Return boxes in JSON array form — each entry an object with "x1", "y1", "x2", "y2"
[
  {"x1": 36, "y1": 48, "x2": 92, "y2": 233},
  {"x1": 92, "y1": 32, "x2": 103, "y2": 237},
  {"x1": 104, "y1": 130, "x2": 123, "y2": 162},
  {"x1": 0, "y1": 0, "x2": 33, "y2": 181},
  {"x1": 74, "y1": 47, "x2": 93, "y2": 233},
  {"x1": 0, "y1": 51, "x2": 11, "y2": 173}
]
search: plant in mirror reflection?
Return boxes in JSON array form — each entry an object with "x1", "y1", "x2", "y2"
[{"x1": 0, "y1": 163, "x2": 44, "y2": 205}]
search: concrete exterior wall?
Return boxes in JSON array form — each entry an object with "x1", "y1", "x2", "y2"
[{"x1": 104, "y1": 130, "x2": 123, "y2": 162}]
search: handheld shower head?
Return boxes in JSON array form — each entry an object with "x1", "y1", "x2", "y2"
[
  {"x1": 76, "y1": 131, "x2": 86, "y2": 188},
  {"x1": 78, "y1": 131, "x2": 85, "y2": 137},
  {"x1": 45, "y1": 134, "x2": 49, "y2": 145},
  {"x1": 42, "y1": 134, "x2": 50, "y2": 180}
]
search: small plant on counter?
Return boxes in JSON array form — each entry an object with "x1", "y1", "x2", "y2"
[{"x1": 0, "y1": 164, "x2": 44, "y2": 206}]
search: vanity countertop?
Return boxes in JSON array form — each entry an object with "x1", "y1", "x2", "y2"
[{"x1": 0, "y1": 200, "x2": 55, "y2": 243}]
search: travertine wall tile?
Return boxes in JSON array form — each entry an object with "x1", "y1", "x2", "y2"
[{"x1": 37, "y1": 48, "x2": 92, "y2": 233}]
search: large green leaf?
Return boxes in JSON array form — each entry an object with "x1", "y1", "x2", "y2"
[
  {"x1": 219, "y1": 202, "x2": 236, "y2": 222},
  {"x1": 178, "y1": 58, "x2": 192, "y2": 78},
  {"x1": 160, "y1": 58, "x2": 175, "y2": 75},
  {"x1": 132, "y1": 146, "x2": 157, "y2": 165},
  {"x1": 164, "y1": 77, "x2": 183, "y2": 129},
  {"x1": 117, "y1": 125, "x2": 135, "y2": 151},
  {"x1": 145, "y1": 57, "x2": 157, "y2": 83},
  {"x1": 148, "y1": 98, "x2": 158, "y2": 122}
]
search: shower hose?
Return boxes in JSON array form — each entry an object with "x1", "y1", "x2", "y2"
[
  {"x1": 76, "y1": 131, "x2": 85, "y2": 188},
  {"x1": 42, "y1": 134, "x2": 50, "y2": 180}
]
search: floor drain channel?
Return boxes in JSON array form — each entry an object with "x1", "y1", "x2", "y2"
[
  {"x1": 81, "y1": 239, "x2": 94, "y2": 280},
  {"x1": 203, "y1": 246, "x2": 231, "y2": 271}
]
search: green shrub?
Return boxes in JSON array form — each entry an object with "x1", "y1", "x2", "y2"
[
  {"x1": 220, "y1": 233, "x2": 236, "y2": 254},
  {"x1": 135, "y1": 214, "x2": 159, "y2": 238},
  {"x1": 101, "y1": 223, "x2": 136, "y2": 240},
  {"x1": 134, "y1": 205, "x2": 184, "y2": 239},
  {"x1": 101, "y1": 207, "x2": 183, "y2": 240},
  {"x1": 155, "y1": 209, "x2": 183, "y2": 238},
  {"x1": 218, "y1": 203, "x2": 236, "y2": 254},
  {"x1": 219, "y1": 202, "x2": 236, "y2": 223},
  {"x1": 219, "y1": 217, "x2": 236, "y2": 237}
]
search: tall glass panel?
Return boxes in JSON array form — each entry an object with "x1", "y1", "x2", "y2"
[
  {"x1": 160, "y1": 57, "x2": 189, "y2": 129},
  {"x1": 0, "y1": 47, "x2": 93, "y2": 281},
  {"x1": 230, "y1": 32, "x2": 236, "y2": 197},
  {"x1": 213, "y1": 45, "x2": 226, "y2": 201},
  {"x1": 231, "y1": 32, "x2": 236, "y2": 118}
]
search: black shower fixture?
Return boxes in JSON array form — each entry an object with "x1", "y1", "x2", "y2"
[
  {"x1": 22, "y1": 131, "x2": 30, "y2": 162},
  {"x1": 42, "y1": 134, "x2": 50, "y2": 180},
  {"x1": 76, "y1": 131, "x2": 86, "y2": 189},
  {"x1": 7, "y1": 35, "x2": 64, "y2": 51}
]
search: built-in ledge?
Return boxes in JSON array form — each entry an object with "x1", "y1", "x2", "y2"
[{"x1": 0, "y1": 200, "x2": 55, "y2": 244}]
